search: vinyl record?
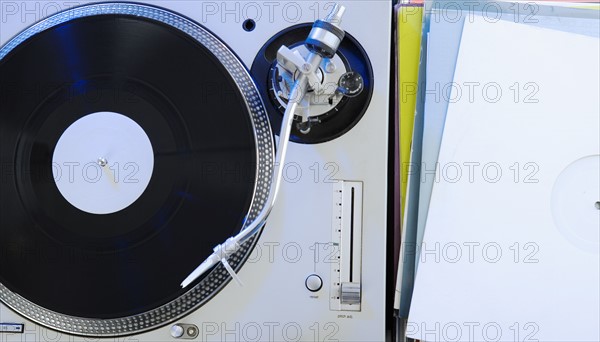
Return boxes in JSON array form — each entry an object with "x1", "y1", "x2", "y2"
[{"x1": 0, "y1": 3, "x2": 273, "y2": 336}]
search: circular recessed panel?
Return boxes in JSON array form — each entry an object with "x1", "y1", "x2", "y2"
[
  {"x1": 251, "y1": 24, "x2": 373, "y2": 144},
  {"x1": 0, "y1": 3, "x2": 273, "y2": 337},
  {"x1": 53, "y1": 112, "x2": 154, "y2": 215},
  {"x1": 551, "y1": 155, "x2": 600, "y2": 254}
]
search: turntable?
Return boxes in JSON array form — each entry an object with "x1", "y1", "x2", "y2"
[{"x1": 0, "y1": 1, "x2": 392, "y2": 341}]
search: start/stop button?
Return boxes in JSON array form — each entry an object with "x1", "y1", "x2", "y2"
[{"x1": 305, "y1": 274, "x2": 323, "y2": 292}]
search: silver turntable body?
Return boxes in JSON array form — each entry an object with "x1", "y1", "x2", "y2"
[{"x1": 0, "y1": 1, "x2": 391, "y2": 341}]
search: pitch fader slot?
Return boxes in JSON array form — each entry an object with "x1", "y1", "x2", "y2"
[{"x1": 330, "y1": 181, "x2": 363, "y2": 311}]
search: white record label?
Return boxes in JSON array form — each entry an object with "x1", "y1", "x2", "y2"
[
  {"x1": 551, "y1": 155, "x2": 600, "y2": 254},
  {"x1": 52, "y1": 112, "x2": 154, "y2": 215}
]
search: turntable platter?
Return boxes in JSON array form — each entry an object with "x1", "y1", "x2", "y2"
[{"x1": 0, "y1": 4, "x2": 273, "y2": 336}]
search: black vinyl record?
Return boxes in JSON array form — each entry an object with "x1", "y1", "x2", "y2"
[{"x1": 0, "y1": 12, "x2": 259, "y2": 321}]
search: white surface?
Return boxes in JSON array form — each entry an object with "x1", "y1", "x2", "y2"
[
  {"x1": 408, "y1": 16, "x2": 600, "y2": 342},
  {"x1": 53, "y1": 112, "x2": 154, "y2": 214},
  {"x1": 0, "y1": 1, "x2": 391, "y2": 341}
]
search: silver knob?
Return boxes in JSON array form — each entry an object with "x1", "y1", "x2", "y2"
[
  {"x1": 305, "y1": 5, "x2": 346, "y2": 58},
  {"x1": 340, "y1": 282, "x2": 361, "y2": 305},
  {"x1": 97, "y1": 157, "x2": 108, "y2": 167},
  {"x1": 305, "y1": 274, "x2": 323, "y2": 292},
  {"x1": 170, "y1": 324, "x2": 184, "y2": 338}
]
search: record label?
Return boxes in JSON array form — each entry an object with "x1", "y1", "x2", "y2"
[
  {"x1": 53, "y1": 112, "x2": 154, "y2": 215},
  {"x1": 551, "y1": 155, "x2": 600, "y2": 254}
]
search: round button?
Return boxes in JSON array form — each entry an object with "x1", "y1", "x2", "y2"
[
  {"x1": 187, "y1": 326, "x2": 198, "y2": 337},
  {"x1": 170, "y1": 324, "x2": 184, "y2": 338},
  {"x1": 305, "y1": 274, "x2": 323, "y2": 292}
]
